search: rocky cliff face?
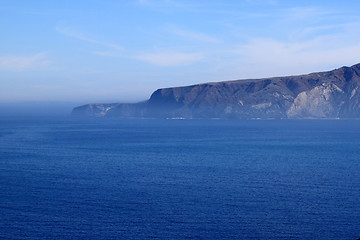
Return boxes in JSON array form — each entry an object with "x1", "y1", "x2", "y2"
[
  {"x1": 287, "y1": 83, "x2": 346, "y2": 118},
  {"x1": 72, "y1": 63, "x2": 360, "y2": 119}
]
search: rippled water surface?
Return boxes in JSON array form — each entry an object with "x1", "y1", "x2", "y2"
[{"x1": 0, "y1": 118, "x2": 359, "y2": 239}]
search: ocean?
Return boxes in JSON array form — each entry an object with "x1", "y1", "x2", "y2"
[{"x1": 0, "y1": 117, "x2": 359, "y2": 239}]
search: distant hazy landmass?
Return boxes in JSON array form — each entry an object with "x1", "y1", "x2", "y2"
[{"x1": 72, "y1": 63, "x2": 360, "y2": 119}]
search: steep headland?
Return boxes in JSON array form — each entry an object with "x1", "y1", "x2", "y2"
[{"x1": 72, "y1": 63, "x2": 360, "y2": 119}]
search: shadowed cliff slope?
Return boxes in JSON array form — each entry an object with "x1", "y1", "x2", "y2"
[{"x1": 72, "y1": 63, "x2": 360, "y2": 119}]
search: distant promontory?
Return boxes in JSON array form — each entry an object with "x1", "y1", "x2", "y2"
[{"x1": 72, "y1": 63, "x2": 360, "y2": 119}]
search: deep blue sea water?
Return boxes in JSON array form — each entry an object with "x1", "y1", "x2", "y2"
[{"x1": 0, "y1": 117, "x2": 359, "y2": 240}]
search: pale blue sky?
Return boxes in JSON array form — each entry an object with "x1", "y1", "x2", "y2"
[{"x1": 1, "y1": 0, "x2": 360, "y2": 104}]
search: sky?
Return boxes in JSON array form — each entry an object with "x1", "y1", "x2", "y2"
[{"x1": 1, "y1": 0, "x2": 360, "y2": 106}]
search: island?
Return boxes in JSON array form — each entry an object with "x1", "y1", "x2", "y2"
[{"x1": 72, "y1": 63, "x2": 360, "y2": 119}]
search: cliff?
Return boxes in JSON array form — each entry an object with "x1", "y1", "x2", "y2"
[{"x1": 72, "y1": 63, "x2": 360, "y2": 119}]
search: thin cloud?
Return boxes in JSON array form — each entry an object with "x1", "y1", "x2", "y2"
[
  {"x1": 133, "y1": 51, "x2": 203, "y2": 66},
  {"x1": 0, "y1": 53, "x2": 49, "y2": 71},
  {"x1": 91, "y1": 51, "x2": 121, "y2": 57},
  {"x1": 290, "y1": 24, "x2": 343, "y2": 40},
  {"x1": 284, "y1": 5, "x2": 338, "y2": 18},
  {"x1": 290, "y1": 21, "x2": 360, "y2": 41},
  {"x1": 56, "y1": 26, "x2": 123, "y2": 51},
  {"x1": 223, "y1": 35, "x2": 360, "y2": 79},
  {"x1": 168, "y1": 26, "x2": 220, "y2": 43}
]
